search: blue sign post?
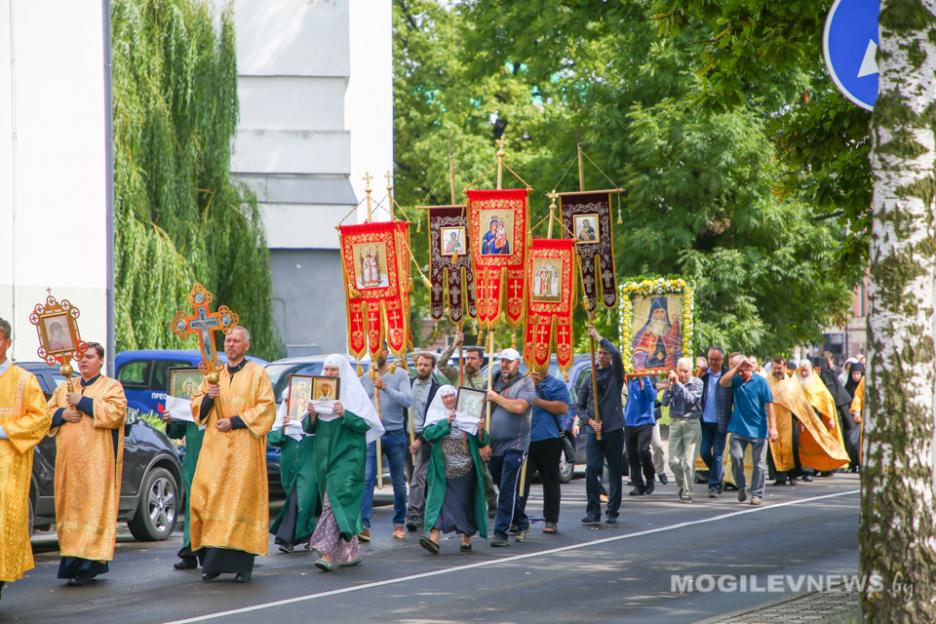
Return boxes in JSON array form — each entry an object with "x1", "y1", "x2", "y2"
[{"x1": 823, "y1": 0, "x2": 880, "y2": 111}]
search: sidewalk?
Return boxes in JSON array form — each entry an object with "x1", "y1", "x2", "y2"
[{"x1": 697, "y1": 586, "x2": 860, "y2": 624}]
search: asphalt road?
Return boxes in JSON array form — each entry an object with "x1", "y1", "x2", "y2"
[{"x1": 1, "y1": 472, "x2": 859, "y2": 624}]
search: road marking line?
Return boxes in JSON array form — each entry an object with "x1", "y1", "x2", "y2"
[{"x1": 163, "y1": 489, "x2": 859, "y2": 624}]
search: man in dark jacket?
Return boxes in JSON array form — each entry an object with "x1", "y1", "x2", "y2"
[
  {"x1": 699, "y1": 347, "x2": 733, "y2": 497},
  {"x1": 405, "y1": 353, "x2": 440, "y2": 531},
  {"x1": 576, "y1": 326, "x2": 625, "y2": 525}
]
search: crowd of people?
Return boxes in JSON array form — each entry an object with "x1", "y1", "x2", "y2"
[{"x1": 0, "y1": 316, "x2": 867, "y2": 600}]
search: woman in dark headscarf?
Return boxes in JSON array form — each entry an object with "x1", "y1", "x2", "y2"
[
  {"x1": 816, "y1": 357, "x2": 859, "y2": 470},
  {"x1": 845, "y1": 362, "x2": 865, "y2": 401}
]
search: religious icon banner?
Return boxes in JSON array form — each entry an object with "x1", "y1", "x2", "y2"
[
  {"x1": 467, "y1": 188, "x2": 529, "y2": 328},
  {"x1": 30, "y1": 291, "x2": 85, "y2": 365},
  {"x1": 617, "y1": 278, "x2": 694, "y2": 376},
  {"x1": 559, "y1": 191, "x2": 617, "y2": 311},
  {"x1": 428, "y1": 206, "x2": 477, "y2": 324},
  {"x1": 523, "y1": 239, "x2": 577, "y2": 373},
  {"x1": 339, "y1": 220, "x2": 411, "y2": 360}
]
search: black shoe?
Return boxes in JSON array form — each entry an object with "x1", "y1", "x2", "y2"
[
  {"x1": 0, "y1": 580, "x2": 5, "y2": 601},
  {"x1": 801, "y1": 475, "x2": 814, "y2": 482},
  {"x1": 174, "y1": 558, "x2": 198, "y2": 570},
  {"x1": 605, "y1": 515, "x2": 619, "y2": 525},
  {"x1": 645, "y1": 481, "x2": 655, "y2": 495},
  {"x1": 233, "y1": 573, "x2": 251, "y2": 583},
  {"x1": 66, "y1": 577, "x2": 92, "y2": 587},
  {"x1": 581, "y1": 515, "x2": 600, "y2": 525},
  {"x1": 772, "y1": 479, "x2": 786, "y2": 486},
  {"x1": 629, "y1": 487, "x2": 645, "y2": 496},
  {"x1": 201, "y1": 573, "x2": 220, "y2": 581},
  {"x1": 459, "y1": 543, "x2": 473, "y2": 552},
  {"x1": 419, "y1": 536, "x2": 440, "y2": 555},
  {"x1": 490, "y1": 535, "x2": 509, "y2": 547},
  {"x1": 278, "y1": 543, "x2": 295, "y2": 554},
  {"x1": 659, "y1": 473, "x2": 668, "y2": 485},
  {"x1": 406, "y1": 521, "x2": 419, "y2": 533},
  {"x1": 708, "y1": 487, "x2": 719, "y2": 498}
]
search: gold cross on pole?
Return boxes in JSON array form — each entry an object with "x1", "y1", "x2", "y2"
[
  {"x1": 363, "y1": 171, "x2": 374, "y2": 222},
  {"x1": 385, "y1": 171, "x2": 394, "y2": 219},
  {"x1": 170, "y1": 283, "x2": 239, "y2": 373}
]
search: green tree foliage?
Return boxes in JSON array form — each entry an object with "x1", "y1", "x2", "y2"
[
  {"x1": 393, "y1": 0, "x2": 856, "y2": 355},
  {"x1": 111, "y1": 0, "x2": 280, "y2": 359}
]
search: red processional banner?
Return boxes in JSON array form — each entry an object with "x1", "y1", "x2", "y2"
[
  {"x1": 523, "y1": 239, "x2": 577, "y2": 373},
  {"x1": 339, "y1": 221, "x2": 411, "y2": 360},
  {"x1": 428, "y1": 206, "x2": 477, "y2": 323},
  {"x1": 467, "y1": 188, "x2": 529, "y2": 328},
  {"x1": 559, "y1": 191, "x2": 617, "y2": 311}
]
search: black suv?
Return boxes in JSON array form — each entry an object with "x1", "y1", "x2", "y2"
[{"x1": 20, "y1": 361, "x2": 183, "y2": 542}]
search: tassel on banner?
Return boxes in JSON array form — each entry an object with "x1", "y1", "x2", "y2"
[
  {"x1": 357, "y1": 362, "x2": 363, "y2": 377},
  {"x1": 617, "y1": 194, "x2": 623, "y2": 225}
]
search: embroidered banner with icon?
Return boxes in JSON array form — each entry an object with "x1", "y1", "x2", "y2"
[
  {"x1": 428, "y1": 206, "x2": 477, "y2": 324},
  {"x1": 523, "y1": 239, "x2": 576, "y2": 373},
  {"x1": 559, "y1": 191, "x2": 617, "y2": 311},
  {"x1": 618, "y1": 277, "x2": 694, "y2": 376},
  {"x1": 467, "y1": 188, "x2": 529, "y2": 328},
  {"x1": 339, "y1": 221, "x2": 412, "y2": 360}
]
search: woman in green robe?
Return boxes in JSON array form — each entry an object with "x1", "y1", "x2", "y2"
[
  {"x1": 269, "y1": 388, "x2": 318, "y2": 552},
  {"x1": 162, "y1": 411, "x2": 204, "y2": 570},
  {"x1": 419, "y1": 385, "x2": 489, "y2": 554},
  {"x1": 304, "y1": 354, "x2": 384, "y2": 571}
]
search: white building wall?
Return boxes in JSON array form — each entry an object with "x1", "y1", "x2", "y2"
[
  {"x1": 218, "y1": 0, "x2": 393, "y2": 355},
  {"x1": 0, "y1": 0, "x2": 111, "y2": 363}
]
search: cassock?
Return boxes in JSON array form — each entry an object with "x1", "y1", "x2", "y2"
[
  {"x1": 189, "y1": 360, "x2": 275, "y2": 576},
  {"x1": 269, "y1": 394, "x2": 318, "y2": 549},
  {"x1": 0, "y1": 362, "x2": 51, "y2": 590},
  {"x1": 769, "y1": 376, "x2": 849, "y2": 473},
  {"x1": 48, "y1": 374, "x2": 127, "y2": 580},
  {"x1": 850, "y1": 377, "x2": 865, "y2": 464},
  {"x1": 165, "y1": 418, "x2": 204, "y2": 565}
]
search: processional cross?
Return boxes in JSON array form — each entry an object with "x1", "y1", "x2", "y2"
[{"x1": 171, "y1": 283, "x2": 239, "y2": 374}]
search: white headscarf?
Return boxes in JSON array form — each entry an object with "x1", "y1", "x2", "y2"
[
  {"x1": 423, "y1": 384, "x2": 457, "y2": 429},
  {"x1": 323, "y1": 354, "x2": 385, "y2": 444}
]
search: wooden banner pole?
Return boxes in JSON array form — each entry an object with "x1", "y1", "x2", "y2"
[{"x1": 362, "y1": 171, "x2": 384, "y2": 489}]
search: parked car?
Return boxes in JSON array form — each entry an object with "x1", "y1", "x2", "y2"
[{"x1": 20, "y1": 360, "x2": 184, "y2": 541}]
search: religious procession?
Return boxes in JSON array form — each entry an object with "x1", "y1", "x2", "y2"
[{"x1": 2, "y1": 1, "x2": 932, "y2": 623}]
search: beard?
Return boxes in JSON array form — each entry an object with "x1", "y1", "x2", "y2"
[
  {"x1": 649, "y1": 319, "x2": 667, "y2": 336},
  {"x1": 797, "y1": 373, "x2": 811, "y2": 386}
]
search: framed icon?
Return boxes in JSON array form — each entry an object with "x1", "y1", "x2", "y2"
[
  {"x1": 530, "y1": 257, "x2": 563, "y2": 303},
  {"x1": 455, "y1": 386, "x2": 487, "y2": 421},
  {"x1": 39, "y1": 311, "x2": 78, "y2": 356},
  {"x1": 440, "y1": 226, "x2": 467, "y2": 256},
  {"x1": 288, "y1": 374, "x2": 314, "y2": 421},
  {"x1": 168, "y1": 368, "x2": 204, "y2": 400},
  {"x1": 573, "y1": 213, "x2": 600, "y2": 244},
  {"x1": 312, "y1": 375, "x2": 341, "y2": 402},
  {"x1": 352, "y1": 242, "x2": 390, "y2": 289},
  {"x1": 478, "y1": 209, "x2": 515, "y2": 256}
]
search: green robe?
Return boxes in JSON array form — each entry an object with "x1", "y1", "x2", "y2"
[
  {"x1": 422, "y1": 420, "x2": 489, "y2": 538},
  {"x1": 165, "y1": 420, "x2": 204, "y2": 549},
  {"x1": 268, "y1": 429, "x2": 318, "y2": 541},
  {"x1": 303, "y1": 411, "x2": 369, "y2": 541}
]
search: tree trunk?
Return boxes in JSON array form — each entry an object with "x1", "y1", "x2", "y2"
[{"x1": 861, "y1": 1, "x2": 936, "y2": 620}]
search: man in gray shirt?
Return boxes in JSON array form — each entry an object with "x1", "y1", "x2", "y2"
[
  {"x1": 487, "y1": 348, "x2": 537, "y2": 547},
  {"x1": 360, "y1": 354, "x2": 412, "y2": 540},
  {"x1": 663, "y1": 357, "x2": 704, "y2": 503},
  {"x1": 405, "y1": 352, "x2": 440, "y2": 531}
]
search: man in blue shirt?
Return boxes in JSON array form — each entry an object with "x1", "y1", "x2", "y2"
[
  {"x1": 719, "y1": 353, "x2": 778, "y2": 505},
  {"x1": 516, "y1": 369, "x2": 570, "y2": 535},
  {"x1": 624, "y1": 375, "x2": 658, "y2": 496},
  {"x1": 699, "y1": 347, "x2": 732, "y2": 497}
]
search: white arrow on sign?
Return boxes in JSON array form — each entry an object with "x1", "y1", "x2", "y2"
[{"x1": 857, "y1": 40, "x2": 878, "y2": 78}]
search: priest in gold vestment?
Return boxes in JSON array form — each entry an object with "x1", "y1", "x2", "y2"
[
  {"x1": 0, "y1": 319, "x2": 51, "y2": 601},
  {"x1": 47, "y1": 342, "x2": 127, "y2": 585},
  {"x1": 189, "y1": 326, "x2": 275, "y2": 583}
]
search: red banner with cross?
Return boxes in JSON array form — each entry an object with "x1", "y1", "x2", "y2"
[
  {"x1": 467, "y1": 188, "x2": 529, "y2": 329},
  {"x1": 523, "y1": 239, "x2": 577, "y2": 373},
  {"x1": 339, "y1": 221, "x2": 411, "y2": 360}
]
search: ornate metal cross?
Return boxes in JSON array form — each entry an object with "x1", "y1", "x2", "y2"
[{"x1": 171, "y1": 283, "x2": 239, "y2": 372}]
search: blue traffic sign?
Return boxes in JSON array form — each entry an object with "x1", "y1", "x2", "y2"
[{"x1": 823, "y1": 0, "x2": 880, "y2": 111}]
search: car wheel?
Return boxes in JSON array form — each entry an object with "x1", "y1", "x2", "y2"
[{"x1": 128, "y1": 467, "x2": 178, "y2": 541}]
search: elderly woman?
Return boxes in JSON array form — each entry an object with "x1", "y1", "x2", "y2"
[{"x1": 419, "y1": 385, "x2": 489, "y2": 554}]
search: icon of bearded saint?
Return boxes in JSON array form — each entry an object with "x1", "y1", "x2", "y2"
[{"x1": 632, "y1": 296, "x2": 681, "y2": 369}]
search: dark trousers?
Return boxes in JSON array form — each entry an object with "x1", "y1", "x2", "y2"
[
  {"x1": 585, "y1": 428, "x2": 624, "y2": 520},
  {"x1": 625, "y1": 424, "x2": 655, "y2": 490},
  {"x1": 489, "y1": 450, "x2": 527, "y2": 536},
  {"x1": 699, "y1": 422, "x2": 727, "y2": 489},
  {"x1": 517, "y1": 437, "x2": 562, "y2": 524}
]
